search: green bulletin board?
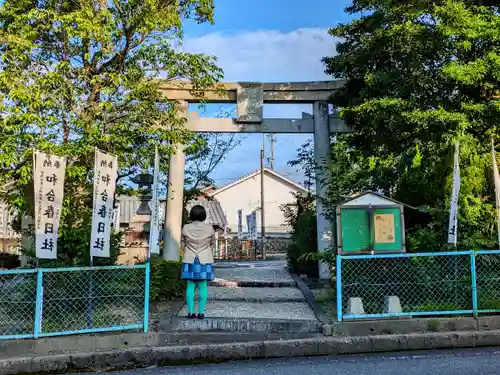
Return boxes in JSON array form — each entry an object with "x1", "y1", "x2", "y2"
[
  {"x1": 339, "y1": 206, "x2": 404, "y2": 254},
  {"x1": 340, "y1": 208, "x2": 370, "y2": 252}
]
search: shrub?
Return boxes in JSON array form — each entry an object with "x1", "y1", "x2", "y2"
[
  {"x1": 287, "y1": 210, "x2": 319, "y2": 279},
  {"x1": 0, "y1": 252, "x2": 20, "y2": 269},
  {"x1": 149, "y1": 258, "x2": 185, "y2": 302}
]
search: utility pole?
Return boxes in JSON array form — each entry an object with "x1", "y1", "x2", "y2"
[
  {"x1": 260, "y1": 136, "x2": 266, "y2": 259},
  {"x1": 269, "y1": 134, "x2": 275, "y2": 169}
]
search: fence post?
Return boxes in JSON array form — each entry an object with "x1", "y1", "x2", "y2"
[
  {"x1": 143, "y1": 261, "x2": 151, "y2": 333},
  {"x1": 336, "y1": 254, "x2": 343, "y2": 322},
  {"x1": 33, "y1": 269, "x2": 44, "y2": 338},
  {"x1": 470, "y1": 250, "x2": 478, "y2": 316}
]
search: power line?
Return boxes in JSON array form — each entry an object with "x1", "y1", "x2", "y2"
[{"x1": 209, "y1": 171, "x2": 304, "y2": 181}]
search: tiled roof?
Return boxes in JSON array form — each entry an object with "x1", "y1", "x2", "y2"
[
  {"x1": 117, "y1": 195, "x2": 227, "y2": 228},
  {"x1": 185, "y1": 198, "x2": 227, "y2": 228}
]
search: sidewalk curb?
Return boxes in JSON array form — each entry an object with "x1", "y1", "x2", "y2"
[
  {"x1": 289, "y1": 272, "x2": 329, "y2": 323},
  {"x1": 3, "y1": 330, "x2": 500, "y2": 374}
]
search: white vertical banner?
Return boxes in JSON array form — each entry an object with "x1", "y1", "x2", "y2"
[
  {"x1": 251, "y1": 211, "x2": 258, "y2": 240},
  {"x1": 148, "y1": 147, "x2": 161, "y2": 255},
  {"x1": 237, "y1": 209, "x2": 242, "y2": 240},
  {"x1": 492, "y1": 140, "x2": 500, "y2": 247},
  {"x1": 447, "y1": 142, "x2": 461, "y2": 245},
  {"x1": 246, "y1": 213, "x2": 252, "y2": 240},
  {"x1": 112, "y1": 202, "x2": 120, "y2": 230},
  {"x1": 0, "y1": 203, "x2": 5, "y2": 242},
  {"x1": 33, "y1": 151, "x2": 67, "y2": 259},
  {"x1": 223, "y1": 211, "x2": 228, "y2": 259},
  {"x1": 90, "y1": 149, "x2": 118, "y2": 258},
  {"x1": 223, "y1": 217, "x2": 228, "y2": 240}
]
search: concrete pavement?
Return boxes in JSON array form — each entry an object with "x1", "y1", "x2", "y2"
[{"x1": 63, "y1": 348, "x2": 500, "y2": 375}]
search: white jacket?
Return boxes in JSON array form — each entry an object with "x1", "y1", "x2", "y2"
[{"x1": 181, "y1": 221, "x2": 215, "y2": 264}]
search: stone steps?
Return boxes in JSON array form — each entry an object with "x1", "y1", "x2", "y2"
[
  {"x1": 168, "y1": 261, "x2": 322, "y2": 335},
  {"x1": 178, "y1": 301, "x2": 316, "y2": 320},
  {"x1": 163, "y1": 331, "x2": 322, "y2": 346},
  {"x1": 208, "y1": 287, "x2": 305, "y2": 302},
  {"x1": 167, "y1": 316, "x2": 323, "y2": 333},
  {"x1": 210, "y1": 266, "x2": 294, "y2": 286},
  {"x1": 210, "y1": 280, "x2": 296, "y2": 288}
]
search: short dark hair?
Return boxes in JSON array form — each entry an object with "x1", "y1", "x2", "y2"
[{"x1": 189, "y1": 205, "x2": 207, "y2": 222}]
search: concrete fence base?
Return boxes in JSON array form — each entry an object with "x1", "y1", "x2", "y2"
[{"x1": 3, "y1": 330, "x2": 500, "y2": 375}]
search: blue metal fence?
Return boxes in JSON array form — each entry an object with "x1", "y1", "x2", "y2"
[
  {"x1": 0, "y1": 263, "x2": 150, "y2": 340},
  {"x1": 336, "y1": 250, "x2": 500, "y2": 321}
]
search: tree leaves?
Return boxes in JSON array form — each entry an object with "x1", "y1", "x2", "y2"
[
  {"x1": 319, "y1": 0, "x2": 500, "y2": 249},
  {"x1": 0, "y1": 0, "x2": 223, "y2": 263}
]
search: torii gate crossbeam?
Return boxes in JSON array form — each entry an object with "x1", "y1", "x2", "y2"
[{"x1": 159, "y1": 80, "x2": 350, "y2": 280}]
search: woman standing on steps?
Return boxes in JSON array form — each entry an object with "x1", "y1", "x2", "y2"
[{"x1": 180, "y1": 204, "x2": 215, "y2": 319}]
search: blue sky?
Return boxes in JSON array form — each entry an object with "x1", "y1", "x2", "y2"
[{"x1": 181, "y1": 0, "x2": 355, "y2": 187}]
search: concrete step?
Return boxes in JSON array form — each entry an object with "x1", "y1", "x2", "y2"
[
  {"x1": 178, "y1": 300, "x2": 318, "y2": 321},
  {"x1": 208, "y1": 287, "x2": 305, "y2": 302},
  {"x1": 213, "y1": 260, "x2": 287, "y2": 268},
  {"x1": 210, "y1": 280, "x2": 296, "y2": 288},
  {"x1": 211, "y1": 266, "x2": 296, "y2": 288},
  {"x1": 163, "y1": 331, "x2": 323, "y2": 346},
  {"x1": 166, "y1": 316, "x2": 322, "y2": 334}
]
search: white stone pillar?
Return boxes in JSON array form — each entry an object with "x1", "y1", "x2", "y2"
[
  {"x1": 313, "y1": 101, "x2": 332, "y2": 280},
  {"x1": 162, "y1": 102, "x2": 187, "y2": 261}
]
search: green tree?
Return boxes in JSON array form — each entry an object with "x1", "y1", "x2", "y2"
[
  {"x1": 321, "y1": 0, "x2": 500, "y2": 250},
  {"x1": 0, "y1": 0, "x2": 223, "y2": 265}
]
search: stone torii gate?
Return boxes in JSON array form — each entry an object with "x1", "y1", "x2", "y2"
[{"x1": 159, "y1": 80, "x2": 350, "y2": 280}]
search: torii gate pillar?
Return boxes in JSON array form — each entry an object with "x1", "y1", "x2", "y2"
[{"x1": 313, "y1": 101, "x2": 332, "y2": 280}]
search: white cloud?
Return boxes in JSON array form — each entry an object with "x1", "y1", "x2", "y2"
[
  {"x1": 180, "y1": 28, "x2": 336, "y2": 184},
  {"x1": 183, "y1": 28, "x2": 335, "y2": 82}
]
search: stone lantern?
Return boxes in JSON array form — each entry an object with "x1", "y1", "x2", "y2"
[{"x1": 129, "y1": 170, "x2": 154, "y2": 234}]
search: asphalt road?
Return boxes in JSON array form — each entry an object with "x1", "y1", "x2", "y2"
[{"x1": 70, "y1": 348, "x2": 500, "y2": 375}]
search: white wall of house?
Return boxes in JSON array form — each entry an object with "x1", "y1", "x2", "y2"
[{"x1": 210, "y1": 170, "x2": 305, "y2": 236}]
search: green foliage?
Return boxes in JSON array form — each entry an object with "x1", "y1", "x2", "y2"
[
  {"x1": 316, "y1": 0, "x2": 500, "y2": 251},
  {"x1": 282, "y1": 193, "x2": 319, "y2": 278},
  {"x1": 0, "y1": 0, "x2": 223, "y2": 264},
  {"x1": 0, "y1": 252, "x2": 20, "y2": 269},
  {"x1": 149, "y1": 258, "x2": 185, "y2": 302}
]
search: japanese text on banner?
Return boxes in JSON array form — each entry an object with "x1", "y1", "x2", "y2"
[
  {"x1": 90, "y1": 150, "x2": 118, "y2": 258},
  {"x1": 149, "y1": 147, "x2": 161, "y2": 255},
  {"x1": 33, "y1": 151, "x2": 66, "y2": 259}
]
